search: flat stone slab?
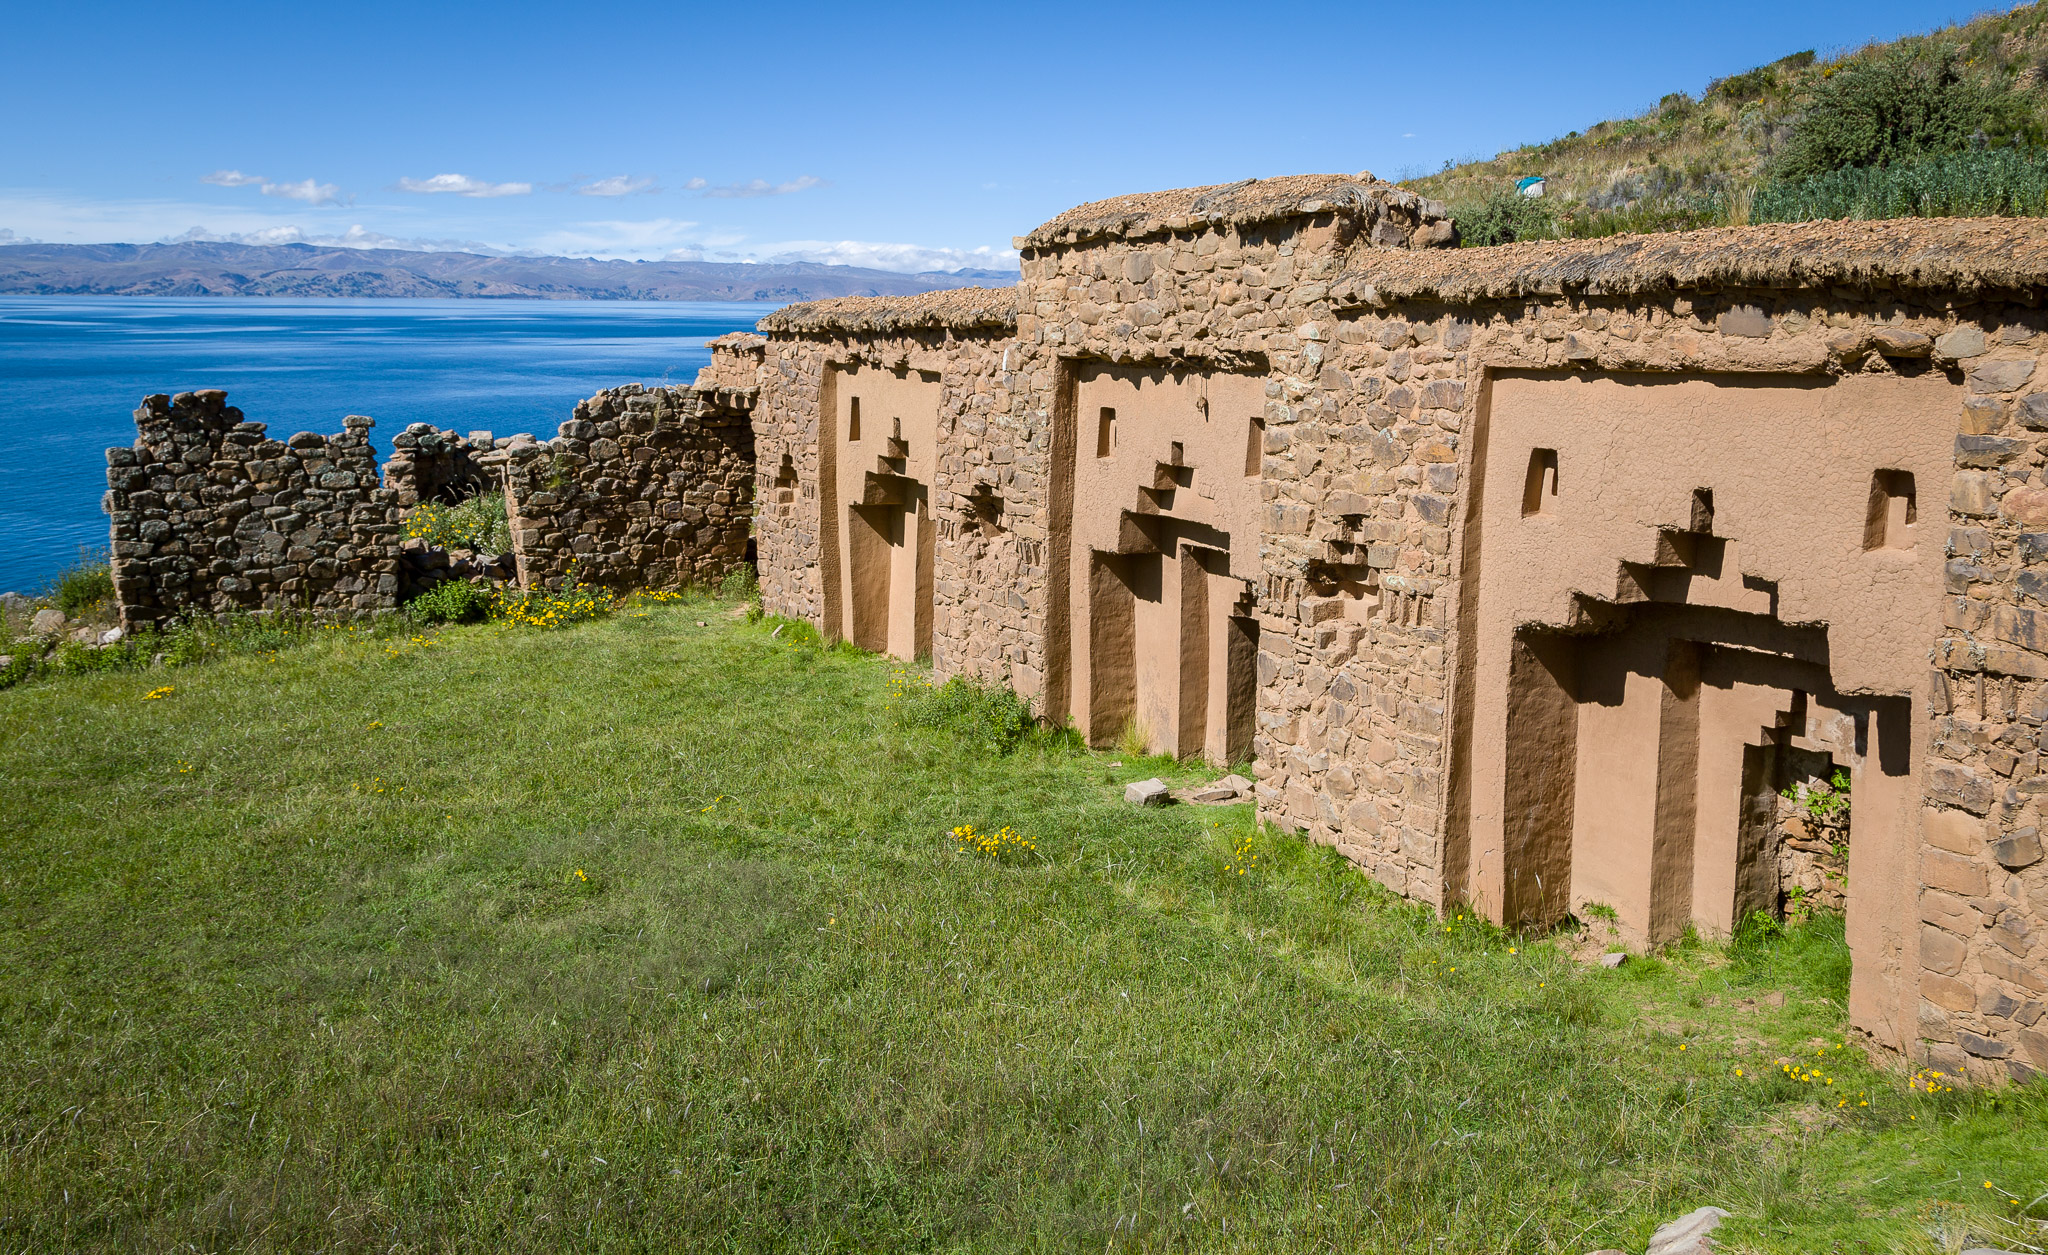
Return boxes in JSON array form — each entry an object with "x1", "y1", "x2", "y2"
[
  {"x1": 1124, "y1": 778, "x2": 1170, "y2": 807},
  {"x1": 1180, "y1": 773, "x2": 1254, "y2": 805},
  {"x1": 1646, "y1": 1206, "x2": 1729, "y2": 1255}
]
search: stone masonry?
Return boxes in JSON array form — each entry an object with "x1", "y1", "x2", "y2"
[
  {"x1": 105, "y1": 390, "x2": 404, "y2": 628},
  {"x1": 744, "y1": 172, "x2": 2048, "y2": 1084},
  {"x1": 489, "y1": 382, "x2": 754, "y2": 593}
]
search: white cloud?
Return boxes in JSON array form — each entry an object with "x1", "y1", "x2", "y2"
[
  {"x1": 165, "y1": 223, "x2": 517, "y2": 254},
  {"x1": 527, "y1": 217, "x2": 703, "y2": 259},
  {"x1": 0, "y1": 228, "x2": 40, "y2": 245},
  {"x1": 261, "y1": 178, "x2": 345, "y2": 206},
  {"x1": 697, "y1": 175, "x2": 825, "y2": 199},
  {"x1": 683, "y1": 177, "x2": 708, "y2": 191},
  {"x1": 396, "y1": 173, "x2": 533, "y2": 198},
  {"x1": 757, "y1": 239, "x2": 1019, "y2": 274},
  {"x1": 201, "y1": 170, "x2": 347, "y2": 206},
  {"x1": 576, "y1": 175, "x2": 659, "y2": 197}
]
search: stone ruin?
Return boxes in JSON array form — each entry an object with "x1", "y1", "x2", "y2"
[
  {"x1": 102, "y1": 337, "x2": 764, "y2": 629},
  {"x1": 101, "y1": 168, "x2": 2048, "y2": 1084},
  {"x1": 734, "y1": 171, "x2": 2048, "y2": 1084}
]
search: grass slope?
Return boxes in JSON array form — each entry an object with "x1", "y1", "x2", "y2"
[
  {"x1": 2, "y1": 600, "x2": 2042, "y2": 1252},
  {"x1": 1406, "y1": 1, "x2": 2048, "y2": 237}
]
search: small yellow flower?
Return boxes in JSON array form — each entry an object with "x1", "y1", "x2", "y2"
[{"x1": 367, "y1": 721, "x2": 383, "y2": 730}]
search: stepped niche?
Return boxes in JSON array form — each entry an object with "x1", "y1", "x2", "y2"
[{"x1": 1457, "y1": 370, "x2": 1955, "y2": 1041}]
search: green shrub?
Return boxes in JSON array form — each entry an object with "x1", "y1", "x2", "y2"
[
  {"x1": 44, "y1": 548, "x2": 114, "y2": 617},
  {"x1": 717, "y1": 563, "x2": 759, "y2": 602},
  {"x1": 406, "y1": 580, "x2": 491, "y2": 625},
  {"x1": 1771, "y1": 44, "x2": 2036, "y2": 184},
  {"x1": 1755, "y1": 145, "x2": 2048, "y2": 221},
  {"x1": 1451, "y1": 189, "x2": 1555, "y2": 247},
  {"x1": 403, "y1": 493, "x2": 512, "y2": 553},
  {"x1": 890, "y1": 670, "x2": 1036, "y2": 755}
]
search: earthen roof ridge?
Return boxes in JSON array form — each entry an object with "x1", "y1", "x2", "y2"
[
  {"x1": 1331, "y1": 217, "x2": 2048, "y2": 306},
  {"x1": 756, "y1": 286, "x2": 1021, "y2": 336},
  {"x1": 1016, "y1": 173, "x2": 1449, "y2": 251}
]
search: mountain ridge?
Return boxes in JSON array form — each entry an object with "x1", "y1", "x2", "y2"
[{"x1": 0, "y1": 239, "x2": 1019, "y2": 302}]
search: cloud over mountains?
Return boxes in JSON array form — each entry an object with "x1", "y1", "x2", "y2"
[{"x1": 395, "y1": 173, "x2": 533, "y2": 198}]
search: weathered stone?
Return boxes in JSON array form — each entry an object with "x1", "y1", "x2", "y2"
[
  {"x1": 1646, "y1": 1206, "x2": 1730, "y2": 1255},
  {"x1": 1125, "y1": 778, "x2": 1170, "y2": 807}
]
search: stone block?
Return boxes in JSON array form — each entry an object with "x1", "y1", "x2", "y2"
[
  {"x1": 1124, "y1": 778, "x2": 1169, "y2": 807},
  {"x1": 1969, "y1": 359, "x2": 2035, "y2": 394},
  {"x1": 1956, "y1": 1029, "x2": 2011, "y2": 1058},
  {"x1": 1992, "y1": 828, "x2": 2044, "y2": 869},
  {"x1": 1923, "y1": 848, "x2": 1991, "y2": 897},
  {"x1": 1922, "y1": 925, "x2": 1968, "y2": 975},
  {"x1": 1923, "y1": 806, "x2": 1984, "y2": 855},
  {"x1": 1923, "y1": 972, "x2": 1977, "y2": 1011}
]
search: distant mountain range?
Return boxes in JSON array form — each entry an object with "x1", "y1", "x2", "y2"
[{"x1": 0, "y1": 240, "x2": 1018, "y2": 301}]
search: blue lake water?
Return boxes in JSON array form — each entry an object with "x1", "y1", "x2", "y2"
[{"x1": 0, "y1": 296, "x2": 776, "y2": 594}]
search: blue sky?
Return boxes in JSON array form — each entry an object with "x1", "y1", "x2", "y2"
[{"x1": 0, "y1": 1, "x2": 1998, "y2": 272}]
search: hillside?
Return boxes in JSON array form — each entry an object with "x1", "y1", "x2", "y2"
[
  {"x1": 0, "y1": 240, "x2": 1017, "y2": 302},
  {"x1": 1405, "y1": 1, "x2": 2048, "y2": 240}
]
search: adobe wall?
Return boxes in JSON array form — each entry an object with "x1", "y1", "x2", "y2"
[
  {"x1": 105, "y1": 390, "x2": 404, "y2": 628},
  {"x1": 751, "y1": 290, "x2": 1032, "y2": 686},
  {"x1": 746, "y1": 177, "x2": 2048, "y2": 1083}
]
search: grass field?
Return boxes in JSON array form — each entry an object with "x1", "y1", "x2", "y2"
[{"x1": 2, "y1": 597, "x2": 2043, "y2": 1253}]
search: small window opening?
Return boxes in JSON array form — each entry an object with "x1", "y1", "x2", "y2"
[
  {"x1": 1246, "y1": 416, "x2": 1265, "y2": 476},
  {"x1": 1521, "y1": 448, "x2": 1558, "y2": 517},
  {"x1": 1169, "y1": 440, "x2": 1184, "y2": 466},
  {"x1": 1690, "y1": 487, "x2": 1715, "y2": 534},
  {"x1": 1097, "y1": 407, "x2": 1116, "y2": 458},
  {"x1": 848, "y1": 397, "x2": 861, "y2": 442},
  {"x1": 1864, "y1": 469, "x2": 1917, "y2": 550}
]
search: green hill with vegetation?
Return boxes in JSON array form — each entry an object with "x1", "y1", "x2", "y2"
[{"x1": 1408, "y1": 1, "x2": 2048, "y2": 243}]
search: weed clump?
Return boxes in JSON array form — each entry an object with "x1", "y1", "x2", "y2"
[
  {"x1": 43, "y1": 548, "x2": 115, "y2": 618},
  {"x1": 890, "y1": 669, "x2": 1036, "y2": 754},
  {"x1": 405, "y1": 580, "x2": 491, "y2": 626},
  {"x1": 403, "y1": 492, "x2": 512, "y2": 553}
]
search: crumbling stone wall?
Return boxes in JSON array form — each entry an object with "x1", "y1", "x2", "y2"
[
  {"x1": 492, "y1": 383, "x2": 755, "y2": 592},
  {"x1": 105, "y1": 390, "x2": 403, "y2": 629},
  {"x1": 383, "y1": 423, "x2": 496, "y2": 507}
]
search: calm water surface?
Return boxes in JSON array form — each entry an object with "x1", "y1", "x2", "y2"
[{"x1": 0, "y1": 296, "x2": 775, "y2": 593}]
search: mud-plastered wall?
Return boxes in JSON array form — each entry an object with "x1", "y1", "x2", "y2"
[{"x1": 751, "y1": 289, "x2": 1029, "y2": 689}]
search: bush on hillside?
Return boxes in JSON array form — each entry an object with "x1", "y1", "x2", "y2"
[
  {"x1": 1451, "y1": 189, "x2": 1555, "y2": 247},
  {"x1": 1756, "y1": 145, "x2": 2048, "y2": 221},
  {"x1": 1771, "y1": 44, "x2": 2037, "y2": 184}
]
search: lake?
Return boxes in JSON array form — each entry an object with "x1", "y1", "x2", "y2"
[{"x1": 0, "y1": 296, "x2": 777, "y2": 594}]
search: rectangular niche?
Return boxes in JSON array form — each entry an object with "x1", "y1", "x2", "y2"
[
  {"x1": 1863, "y1": 469, "x2": 1916, "y2": 550},
  {"x1": 1522, "y1": 448, "x2": 1558, "y2": 517}
]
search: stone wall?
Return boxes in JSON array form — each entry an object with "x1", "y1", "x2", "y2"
[
  {"x1": 492, "y1": 383, "x2": 755, "y2": 593},
  {"x1": 109, "y1": 374, "x2": 762, "y2": 625},
  {"x1": 745, "y1": 173, "x2": 2048, "y2": 1083},
  {"x1": 105, "y1": 390, "x2": 403, "y2": 628},
  {"x1": 383, "y1": 422, "x2": 497, "y2": 507}
]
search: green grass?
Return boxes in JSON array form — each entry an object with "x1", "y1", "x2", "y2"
[{"x1": 2, "y1": 602, "x2": 2042, "y2": 1252}]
